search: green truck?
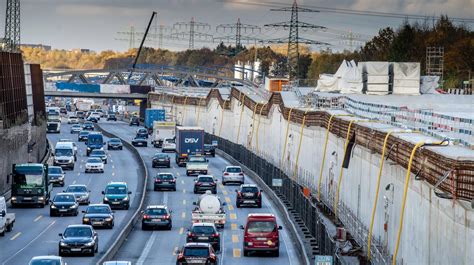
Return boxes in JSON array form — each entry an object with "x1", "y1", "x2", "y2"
[{"x1": 10, "y1": 163, "x2": 52, "y2": 208}]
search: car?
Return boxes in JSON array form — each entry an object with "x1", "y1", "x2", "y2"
[
  {"x1": 136, "y1": 128, "x2": 148, "y2": 139},
  {"x1": 58, "y1": 224, "x2": 98, "y2": 256},
  {"x1": 87, "y1": 116, "x2": 99, "y2": 123},
  {"x1": 106, "y1": 114, "x2": 117, "y2": 121},
  {"x1": 64, "y1": 184, "x2": 90, "y2": 205},
  {"x1": 76, "y1": 111, "x2": 85, "y2": 119},
  {"x1": 59, "y1": 139, "x2": 77, "y2": 155},
  {"x1": 193, "y1": 175, "x2": 217, "y2": 194},
  {"x1": 131, "y1": 135, "x2": 148, "y2": 147},
  {"x1": 85, "y1": 157, "x2": 104, "y2": 173},
  {"x1": 107, "y1": 138, "x2": 123, "y2": 150},
  {"x1": 48, "y1": 166, "x2": 65, "y2": 187},
  {"x1": 95, "y1": 109, "x2": 105, "y2": 117},
  {"x1": 129, "y1": 116, "x2": 139, "y2": 126},
  {"x1": 28, "y1": 256, "x2": 65, "y2": 265},
  {"x1": 50, "y1": 193, "x2": 79, "y2": 217},
  {"x1": 78, "y1": 131, "x2": 90, "y2": 142},
  {"x1": 175, "y1": 243, "x2": 218, "y2": 265},
  {"x1": 141, "y1": 205, "x2": 172, "y2": 230},
  {"x1": 241, "y1": 213, "x2": 282, "y2": 257},
  {"x1": 152, "y1": 153, "x2": 171, "y2": 168},
  {"x1": 70, "y1": 124, "x2": 81, "y2": 134},
  {"x1": 235, "y1": 184, "x2": 262, "y2": 208},
  {"x1": 222, "y1": 166, "x2": 244, "y2": 185},
  {"x1": 90, "y1": 149, "x2": 108, "y2": 164},
  {"x1": 67, "y1": 116, "x2": 79, "y2": 124},
  {"x1": 102, "y1": 262, "x2": 132, "y2": 265},
  {"x1": 82, "y1": 121, "x2": 94, "y2": 131},
  {"x1": 154, "y1": 173, "x2": 177, "y2": 191},
  {"x1": 60, "y1": 107, "x2": 67, "y2": 114},
  {"x1": 186, "y1": 223, "x2": 221, "y2": 252},
  {"x1": 102, "y1": 182, "x2": 132, "y2": 210},
  {"x1": 161, "y1": 137, "x2": 176, "y2": 152},
  {"x1": 203, "y1": 144, "x2": 216, "y2": 157},
  {"x1": 82, "y1": 204, "x2": 114, "y2": 229}
]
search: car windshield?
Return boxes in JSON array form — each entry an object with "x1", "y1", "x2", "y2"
[
  {"x1": 88, "y1": 136, "x2": 102, "y2": 144},
  {"x1": 105, "y1": 186, "x2": 127, "y2": 194},
  {"x1": 110, "y1": 139, "x2": 121, "y2": 143},
  {"x1": 192, "y1": 226, "x2": 215, "y2": 234},
  {"x1": 72, "y1": 125, "x2": 80, "y2": 128},
  {"x1": 64, "y1": 227, "x2": 92, "y2": 238},
  {"x1": 165, "y1": 139, "x2": 174, "y2": 143},
  {"x1": 241, "y1": 187, "x2": 258, "y2": 193},
  {"x1": 87, "y1": 206, "x2": 111, "y2": 214},
  {"x1": 189, "y1": 157, "x2": 206, "y2": 163},
  {"x1": 157, "y1": 174, "x2": 173, "y2": 180},
  {"x1": 204, "y1": 145, "x2": 213, "y2": 149},
  {"x1": 87, "y1": 158, "x2": 102, "y2": 163},
  {"x1": 91, "y1": 150, "x2": 105, "y2": 156},
  {"x1": 138, "y1": 129, "x2": 147, "y2": 133},
  {"x1": 198, "y1": 177, "x2": 214, "y2": 183},
  {"x1": 48, "y1": 167, "x2": 63, "y2": 174},
  {"x1": 54, "y1": 194, "x2": 75, "y2": 202},
  {"x1": 84, "y1": 122, "x2": 92, "y2": 126},
  {"x1": 55, "y1": 148, "x2": 72, "y2": 157},
  {"x1": 66, "y1": 186, "x2": 87, "y2": 193},
  {"x1": 154, "y1": 154, "x2": 168, "y2": 159},
  {"x1": 226, "y1": 167, "x2": 241, "y2": 173},
  {"x1": 183, "y1": 247, "x2": 209, "y2": 257},
  {"x1": 145, "y1": 208, "x2": 167, "y2": 215},
  {"x1": 80, "y1": 132, "x2": 89, "y2": 136},
  {"x1": 30, "y1": 259, "x2": 61, "y2": 265},
  {"x1": 247, "y1": 221, "x2": 276, "y2": 233},
  {"x1": 69, "y1": 116, "x2": 77, "y2": 119}
]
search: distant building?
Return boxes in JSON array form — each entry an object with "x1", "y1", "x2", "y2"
[
  {"x1": 20, "y1": 44, "x2": 52, "y2": 51},
  {"x1": 71, "y1": 48, "x2": 91, "y2": 53}
]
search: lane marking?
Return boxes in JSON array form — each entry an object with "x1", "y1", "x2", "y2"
[
  {"x1": 173, "y1": 246, "x2": 178, "y2": 256},
  {"x1": 2, "y1": 220, "x2": 56, "y2": 265},
  {"x1": 33, "y1": 215, "x2": 43, "y2": 222},
  {"x1": 179, "y1": 227, "x2": 184, "y2": 235},
  {"x1": 230, "y1": 213, "x2": 237, "y2": 220},
  {"x1": 110, "y1": 159, "x2": 114, "y2": 163},
  {"x1": 225, "y1": 197, "x2": 231, "y2": 203},
  {"x1": 232, "y1": 234, "x2": 239, "y2": 243},
  {"x1": 181, "y1": 212, "x2": 186, "y2": 219},
  {"x1": 228, "y1": 205, "x2": 234, "y2": 211},
  {"x1": 112, "y1": 165, "x2": 115, "y2": 169},
  {"x1": 10, "y1": 232, "x2": 21, "y2": 241},
  {"x1": 77, "y1": 172, "x2": 80, "y2": 176},
  {"x1": 231, "y1": 223, "x2": 237, "y2": 230},
  {"x1": 233, "y1": 248, "x2": 241, "y2": 258},
  {"x1": 181, "y1": 180, "x2": 184, "y2": 184},
  {"x1": 183, "y1": 189, "x2": 186, "y2": 194},
  {"x1": 222, "y1": 190, "x2": 228, "y2": 195},
  {"x1": 177, "y1": 172, "x2": 181, "y2": 176},
  {"x1": 182, "y1": 199, "x2": 186, "y2": 205},
  {"x1": 112, "y1": 172, "x2": 115, "y2": 177},
  {"x1": 72, "y1": 180, "x2": 77, "y2": 185},
  {"x1": 79, "y1": 165, "x2": 83, "y2": 169},
  {"x1": 136, "y1": 231, "x2": 158, "y2": 265}
]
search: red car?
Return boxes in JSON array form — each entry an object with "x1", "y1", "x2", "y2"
[
  {"x1": 176, "y1": 242, "x2": 217, "y2": 265},
  {"x1": 241, "y1": 213, "x2": 282, "y2": 257}
]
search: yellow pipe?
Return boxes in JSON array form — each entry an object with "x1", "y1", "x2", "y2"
[
  {"x1": 392, "y1": 140, "x2": 445, "y2": 265},
  {"x1": 334, "y1": 119, "x2": 377, "y2": 219},
  {"x1": 248, "y1": 103, "x2": 259, "y2": 148},
  {"x1": 293, "y1": 109, "x2": 310, "y2": 181},
  {"x1": 181, "y1": 96, "x2": 188, "y2": 125},
  {"x1": 236, "y1": 94, "x2": 246, "y2": 144},
  {"x1": 317, "y1": 114, "x2": 354, "y2": 201},
  {"x1": 255, "y1": 103, "x2": 267, "y2": 154},
  {"x1": 196, "y1": 98, "x2": 204, "y2": 126},
  {"x1": 218, "y1": 101, "x2": 226, "y2": 137},
  {"x1": 367, "y1": 130, "x2": 417, "y2": 260},
  {"x1": 280, "y1": 108, "x2": 294, "y2": 168}
]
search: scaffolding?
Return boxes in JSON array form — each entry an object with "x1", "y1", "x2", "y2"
[{"x1": 426, "y1": 47, "x2": 444, "y2": 82}]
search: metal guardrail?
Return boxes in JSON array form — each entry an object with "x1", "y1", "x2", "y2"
[{"x1": 95, "y1": 123, "x2": 149, "y2": 265}]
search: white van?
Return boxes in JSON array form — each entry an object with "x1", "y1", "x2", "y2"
[
  {"x1": 54, "y1": 142, "x2": 76, "y2": 170},
  {"x1": 0, "y1": 196, "x2": 15, "y2": 237}
]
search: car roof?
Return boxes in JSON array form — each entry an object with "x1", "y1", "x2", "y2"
[
  {"x1": 66, "y1": 224, "x2": 93, "y2": 229},
  {"x1": 55, "y1": 192, "x2": 75, "y2": 196},
  {"x1": 30, "y1": 256, "x2": 62, "y2": 260},
  {"x1": 49, "y1": 166, "x2": 62, "y2": 169},
  {"x1": 102, "y1": 262, "x2": 132, "y2": 265},
  {"x1": 88, "y1": 204, "x2": 110, "y2": 208},
  {"x1": 191, "y1": 222, "x2": 216, "y2": 227},
  {"x1": 247, "y1": 213, "x2": 276, "y2": 220},
  {"x1": 184, "y1": 242, "x2": 211, "y2": 248},
  {"x1": 226, "y1": 165, "x2": 241, "y2": 169},
  {"x1": 197, "y1": 175, "x2": 214, "y2": 178},
  {"x1": 146, "y1": 205, "x2": 167, "y2": 209},
  {"x1": 67, "y1": 184, "x2": 87, "y2": 188},
  {"x1": 107, "y1": 182, "x2": 127, "y2": 186},
  {"x1": 241, "y1": 184, "x2": 258, "y2": 188}
]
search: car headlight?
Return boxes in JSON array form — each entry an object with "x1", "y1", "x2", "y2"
[
  {"x1": 38, "y1": 196, "x2": 44, "y2": 201},
  {"x1": 84, "y1": 241, "x2": 95, "y2": 247},
  {"x1": 87, "y1": 147, "x2": 91, "y2": 151},
  {"x1": 123, "y1": 197, "x2": 129, "y2": 201},
  {"x1": 105, "y1": 217, "x2": 112, "y2": 222},
  {"x1": 71, "y1": 204, "x2": 78, "y2": 208},
  {"x1": 104, "y1": 197, "x2": 109, "y2": 201},
  {"x1": 60, "y1": 241, "x2": 68, "y2": 247},
  {"x1": 83, "y1": 218, "x2": 89, "y2": 222},
  {"x1": 59, "y1": 176, "x2": 64, "y2": 180},
  {"x1": 11, "y1": 196, "x2": 17, "y2": 201},
  {"x1": 51, "y1": 204, "x2": 57, "y2": 209}
]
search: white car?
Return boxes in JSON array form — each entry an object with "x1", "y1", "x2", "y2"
[
  {"x1": 29, "y1": 256, "x2": 65, "y2": 265},
  {"x1": 67, "y1": 116, "x2": 79, "y2": 124},
  {"x1": 222, "y1": 166, "x2": 244, "y2": 185},
  {"x1": 85, "y1": 157, "x2": 104, "y2": 173},
  {"x1": 162, "y1": 138, "x2": 176, "y2": 152}
]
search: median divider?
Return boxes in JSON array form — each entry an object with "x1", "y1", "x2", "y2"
[
  {"x1": 216, "y1": 148, "x2": 311, "y2": 265},
  {"x1": 95, "y1": 123, "x2": 149, "y2": 265}
]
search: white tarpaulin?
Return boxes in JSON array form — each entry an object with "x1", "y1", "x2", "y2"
[
  {"x1": 420, "y1": 76, "x2": 440, "y2": 94},
  {"x1": 316, "y1": 60, "x2": 363, "y2": 93},
  {"x1": 360, "y1": 61, "x2": 389, "y2": 75},
  {"x1": 316, "y1": 74, "x2": 338, "y2": 92},
  {"x1": 100, "y1": 84, "x2": 130, "y2": 94},
  {"x1": 392, "y1": 62, "x2": 421, "y2": 79}
]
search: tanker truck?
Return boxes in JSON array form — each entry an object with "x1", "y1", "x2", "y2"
[{"x1": 192, "y1": 190, "x2": 226, "y2": 228}]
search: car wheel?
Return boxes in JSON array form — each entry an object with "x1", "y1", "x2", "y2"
[
  {"x1": 95, "y1": 244, "x2": 99, "y2": 253},
  {"x1": 193, "y1": 189, "x2": 197, "y2": 194},
  {"x1": 257, "y1": 202, "x2": 262, "y2": 208},
  {"x1": 49, "y1": 211, "x2": 55, "y2": 217},
  {"x1": 167, "y1": 223, "x2": 172, "y2": 230},
  {"x1": 104, "y1": 160, "x2": 107, "y2": 164},
  {"x1": 74, "y1": 210, "x2": 78, "y2": 216},
  {"x1": 120, "y1": 147, "x2": 123, "y2": 150},
  {"x1": 0, "y1": 226, "x2": 5, "y2": 236},
  {"x1": 222, "y1": 181, "x2": 226, "y2": 186},
  {"x1": 125, "y1": 204, "x2": 130, "y2": 210},
  {"x1": 108, "y1": 147, "x2": 110, "y2": 150},
  {"x1": 61, "y1": 182, "x2": 65, "y2": 187},
  {"x1": 273, "y1": 250, "x2": 279, "y2": 257},
  {"x1": 58, "y1": 249, "x2": 63, "y2": 257},
  {"x1": 243, "y1": 250, "x2": 249, "y2": 257},
  {"x1": 236, "y1": 202, "x2": 241, "y2": 208},
  {"x1": 141, "y1": 223, "x2": 147, "y2": 230},
  {"x1": 173, "y1": 187, "x2": 176, "y2": 191},
  {"x1": 212, "y1": 190, "x2": 217, "y2": 194}
]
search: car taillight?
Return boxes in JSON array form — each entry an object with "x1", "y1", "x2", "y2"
[
  {"x1": 187, "y1": 232, "x2": 194, "y2": 237},
  {"x1": 155, "y1": 179, "x2": 162, "y2": 183},
  {"x1": 169, "y1": 179, "x2": 176, "y2": 183},
  {"x1": 212, "y1": 233, "x2": 219, "y2": 238},
  {"x1": 163, "y1": 215, "x2": 170, "y2": 219},
  {"x1": 210, "y1": 253, "x2": 216, "y2": 260},
  {"x1": 143, "y1": 215, "x2": 150, "y2": 219},
  {"x1": 196, "y1": 182, "x2": 202, "y2": 186},
  {"x1": 177, "y1": 253, "x2": 184, "y2": 260},
  {"x1": 257, "y1": 192, "x2": 261, "y2": 197},
  {"x1": 237, "y1": 192, "x2": 242, "y2": 197},
  {"x1": 239, "y1": 173, "x2": 244, "y2": 176},
  {"x1": 224, "y1": 173, "x2": 229, "y2": 176}
]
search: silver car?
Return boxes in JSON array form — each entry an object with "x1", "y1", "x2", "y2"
[
  {"x1": 222, "y1": 166, "x2": 244, "y2": 185},
  {"x1": 64, "y1": 184, "x2": 91, "y2": 205},
  {"x1": 29, "y1": 255, "x2": 65, "y2": 265}
]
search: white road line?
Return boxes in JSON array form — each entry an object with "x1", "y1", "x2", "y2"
[
  {"x1": 136, "y1": 231, "x2": 158, "y2": 265},
  {"x1": 1, "y1": 221, "x2": 56, "y2": 265}
]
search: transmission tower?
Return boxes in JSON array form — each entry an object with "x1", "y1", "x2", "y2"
[
  {"x1": 172, "y1": 18, "x2": 212, "y2": 49},
  {"x1": 4, "y1": 0, "x2": 21, "y2": 52},
  {"x1": 216, "y1": 18, "x2": 260, "y2": 47},
  {"x1": 265, "y1": 0, "x2": 328, "y2": 79},
  {"x1": 116, "y1": 25, "x2": 174, "y2": 49},
  {"x1": 116, "y1": 26, "x2": 137, "y2": 49}
]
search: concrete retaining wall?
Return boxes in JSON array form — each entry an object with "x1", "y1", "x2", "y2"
[{"x1": 157, "y1": 96, "x2": 473, "y2": 264}]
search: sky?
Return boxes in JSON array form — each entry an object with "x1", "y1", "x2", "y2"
[{"x1": 2, "y1": 0, "x2": 473, "y2": 52}]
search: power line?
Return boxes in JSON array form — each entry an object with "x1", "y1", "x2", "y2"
[
  {"x1": 172, "y1": 18, "x2": 212, "y2": 49},
  {"x1": 216, "y1": 18, "x2": 261, "y2": 47}
]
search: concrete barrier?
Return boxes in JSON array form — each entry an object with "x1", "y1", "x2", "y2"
[{"x1": 95, "y1": 123, "x2": 148, "y2": 265}]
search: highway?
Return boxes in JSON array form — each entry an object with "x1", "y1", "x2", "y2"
[
  {"x1": 99, "y1": 121, "x2": 300, "y2": 265},
  {"x1": 0, "y1": 120, "x2": 142, "y2": 265}
]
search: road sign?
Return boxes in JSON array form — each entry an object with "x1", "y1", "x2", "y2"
[
  {"x1": 315, "y1": 255, "x2": 333, "y2": 265},
  {"x1": 272, "y1": 178, "x2": 283, "y2": 187}
]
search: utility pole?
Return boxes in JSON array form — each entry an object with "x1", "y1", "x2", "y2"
[
  {"x1": 116, "y1": 24, "x2": 173, "y2": 50},
  {"x1": 216, "y1": 18, "x2": 260, "y2": 48},
  {"x1": 116, "y1": 26, "x2": 137, "y2": 49},
  {"x1": 265, "y1": 0, "x2": 328, "y2": 79},
  {"x1": 4, "y1": 0, "x2": 21, "y2": 52},
  {"x1": 172, "y1": 18, "x2": 212, "y2": 50}
]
